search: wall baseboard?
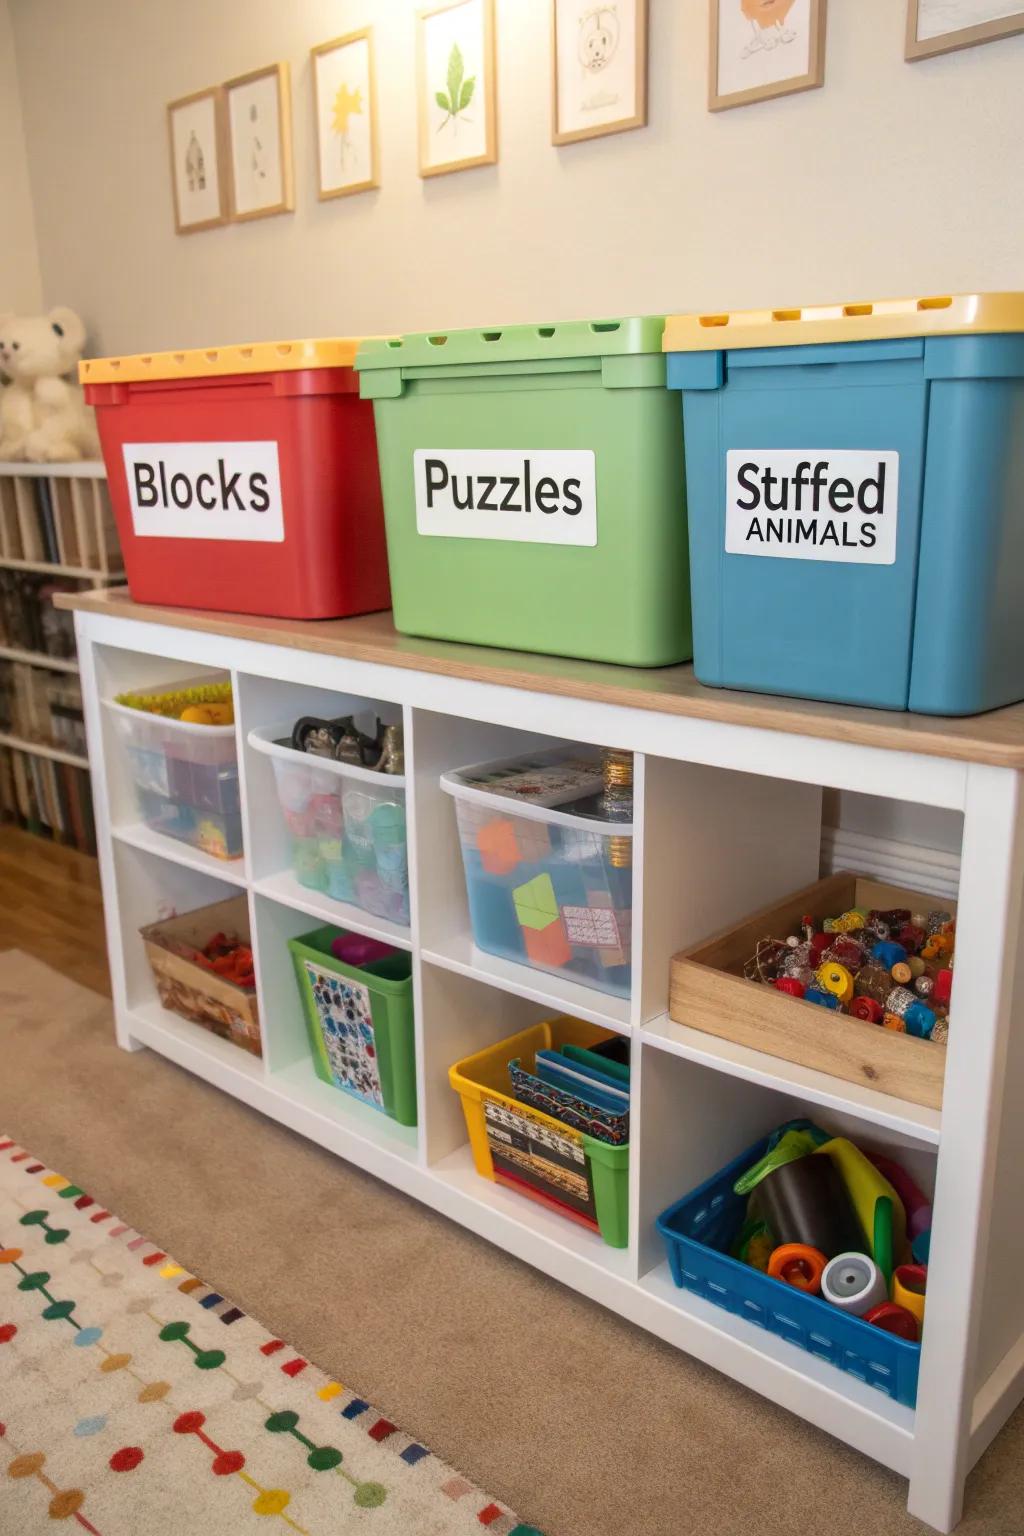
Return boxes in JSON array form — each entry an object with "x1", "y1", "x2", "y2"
[{"x1": 821, "y1": 826, "x2": 960, "y2": 903}]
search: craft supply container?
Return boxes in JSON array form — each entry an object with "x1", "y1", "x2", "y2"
[
  {"x1": 669, "y1": 872, "x2": 953, "y2": 1111},
  {"x1": 664, "y1": 292, "x2": 1024, "y2": 713},
  {"x1": 140, "y1": 895, "x2": 259, "y2": 1056},
  {"x1": 82, "y1": 338, "x2": 389, "y2": 619},
  {"x1": 104, "y1": 674, "x2": 242, "y2": 860},
  {"x1": 442, "y1": 750, "x2": 634, "y2": 999},
  {"x1": 287, "y1": 924, "x2": 416, "y2": 1126},
  {"x1": 249, "y1": 724, "x2": 409, "y2": 924},
  {"x1": 356, "y1": 318, "x2": 690, "y2": 666},
  {"x1": 656, "y1": 1133, "x2": 921, "y2": 1407},
  {"x1": 449, "y1": 1017, "x2": 629, "y2": 1247}
]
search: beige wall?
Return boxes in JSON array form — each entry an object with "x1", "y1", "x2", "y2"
[
  {"x1": 9, "y1": 0, "x2": 1024, "y2": 356},
  {"x1": 0, "y1": 0, "x2": 41, "y2": 314}
]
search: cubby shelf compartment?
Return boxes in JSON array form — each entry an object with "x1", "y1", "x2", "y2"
[
  {"x1": 430, "y1": 1143, "x2": 634, "y2": 1282},
  {"x1": 636, "y1": 1258, "x2": 916, "y2": 1470},
  {"x1": 111, "y1": 821, "x2": 249, "y2": 887},
  {"x1": 252, "y1": 869, "x2": 412, "y2": 951},
  {"x1": 644, "y1": 1013, "x2": 942, "y2": 1148},
  {"x1": 423, "y1": 935, "x2": 631, "y2": 1034},
  {"x1": 269, "y1": 1057, "x2": 419, "y2": 1159}
]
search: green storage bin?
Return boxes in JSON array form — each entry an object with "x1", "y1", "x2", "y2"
[
  {"x1": 357, "y1": 318, "x2": 690, "y2": 667},
  {"x1": 287, "y1": 926, "x2": 417, "y2": 1127}
]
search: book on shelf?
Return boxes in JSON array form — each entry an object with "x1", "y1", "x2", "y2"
[
  {"x1": 0, "y1": 660, "x2": 87, "y2": 756},
  {"x1": 0, "y1": 741, "x2": 95, "y2": 854}
]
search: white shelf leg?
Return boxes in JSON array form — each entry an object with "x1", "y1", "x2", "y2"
[
  {"x1": 74, "y1": 618, "x2": 142, "y2": 1052},
  {"x1": 908, "y1": 764, "x2": 1024, "y2": 1531}
]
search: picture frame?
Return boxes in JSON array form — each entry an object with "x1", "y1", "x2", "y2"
[
  {"x1": 311, "y1": 27, "x2": 380, "y2": 200},
  {"x1": 416, "y1": 0, "x2": 497, "y2": 178},
  {"x1": 709, "y1": 0, "x2": 827, "y2": 113},
  {"x1": 224, "y1": 62, "x2": 294, "y2": 221},
  {"x1": 167, "y1": 86, "x2": 228, "y2": 235},
  {"x1": 551, "y1": 0, "x2": 648, "y2": 146},
  {"x1": 905, "y1": 0, "x2": 1024, "y2": 60}
]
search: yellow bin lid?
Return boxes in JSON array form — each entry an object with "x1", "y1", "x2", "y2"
[
  {"x1": 663, "y1": 292, "x2": 1024, "y2": 352},
  {"x1": 80, "y1": 337, "x2": 363, "y2": 385}
]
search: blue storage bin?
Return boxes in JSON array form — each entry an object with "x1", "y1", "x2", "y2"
[
  {"x1": 665, "y1": 294, "x2": 1024, "y2": 714},
  {"x1": 655, "y1": 1135, "x2": 921, "y2": 1408}
]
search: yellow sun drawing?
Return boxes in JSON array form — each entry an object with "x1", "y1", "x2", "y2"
[{"x1": 332, "y1": 83, "x2": 363, "y2": 136}]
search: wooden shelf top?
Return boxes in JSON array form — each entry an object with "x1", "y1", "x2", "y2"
[{"x1": 55, "y1": 586, "x2": 1024, "y2": 769}]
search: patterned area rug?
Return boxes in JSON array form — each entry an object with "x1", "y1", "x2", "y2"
[{"x1": 0, "y1": 1136, "x2": 542, "y2": 1535}]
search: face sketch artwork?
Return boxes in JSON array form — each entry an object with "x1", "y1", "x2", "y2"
[
  {"x1": 185, "y1": 130, "x2": 206, "y2": 193},
  {"x1": 577, "y1": 5, "x2": 621, "y2": 113},
  {"x1": 249, "y1": 102, "x2": 267, "y2": 180},
  {"x1": 740, "y1": 0, "x2": 797, "y2": 56}
]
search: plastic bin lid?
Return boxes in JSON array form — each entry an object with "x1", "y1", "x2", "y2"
[
  {"x1": 662, "y1": 293, "x2": 1024, "y2": 353},
  {"x1": 79, "y1": 337, "x2": 367, "y2": 385},
  {"x1": 356, "y1": 316, "x2": 665, "y2": 371}
]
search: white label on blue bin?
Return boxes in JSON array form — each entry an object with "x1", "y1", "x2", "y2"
[
  {"x1": 413, "y1": 448, "x2": 597, "y2": 546},
  {"x1": 725, "y1": 450, "x2": 899, "y2": 564},
  {"x1": 122, "y1": 441, "x2": 285, "y2": 542}
]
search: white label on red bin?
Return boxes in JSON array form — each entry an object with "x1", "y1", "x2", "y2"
[
  {"x1": 122, "y1": 441, "x2": 285, "y2": 542},
  {"x1": 725, "y1": 449, "x2": 899, "y2": 565},
  {"x1": 413, "y1": 448, "x2": 597, "y2": 546}
]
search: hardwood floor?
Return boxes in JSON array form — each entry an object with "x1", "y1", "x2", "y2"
[{"x1": 0, "y1": 825, "x2": 110, "y2": 995}]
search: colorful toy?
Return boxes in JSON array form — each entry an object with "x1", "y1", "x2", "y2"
[
  {"x1": 751, "y1": 1151, "x2": 862, "y2": 1260},
  {"x1": 820, "y1": 1252, "x2": 888, "y2": 1316},
  {"x1": 892, "y1": 1263, "x2": 927, "y2": 1328},
  {"x1": 743, "y1": 898, "x2": 955, "y2": 1045},
  {"x1": 767, "y1": 1243, "x2": 827, "y2": 1293},
  {"x1": 864, "y1": 1301, "x2": 919, "y2": 1342},
  {"x1": 867, "y1": 1153, "x2": 933, "y2": 1241},
  {"x1": 814, "y1": 1139, "x2": 907, "y2": 1279}
]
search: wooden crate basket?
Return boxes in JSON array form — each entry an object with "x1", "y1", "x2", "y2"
[
  {"x1": 669, "y1": 872, "x2": 954, "y2": 1110},
  {"x1": 140, "y1": 895, "x2": 260, "y2": 1057}
]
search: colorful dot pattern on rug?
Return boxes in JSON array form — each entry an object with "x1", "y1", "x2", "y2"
[{"x1": 0, "y1": 1138, "x2": 544, "y2": 1535}]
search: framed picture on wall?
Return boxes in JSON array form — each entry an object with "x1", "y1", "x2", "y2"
[
  {"x1": 225, "y1": 62, "x2": 295, "y2": 220},
  {"x1": 709, "y1": 0, "x2": 827, "y2": 112},
  {"x1": 551, "y1": 0, "x2": 648, "y2": 145},
  {"x1": 416, "y1": 0, "x2": 497, "y2": 178},
  {"x1": 311, "y1": 28, "x2": 380, "y2": 199},
  {"x1": 905, "y1": 1, "x2": 1024, "y2": 59},
  {"x1": 167, "y1": 86, "x2": 228, "y2": 235}
]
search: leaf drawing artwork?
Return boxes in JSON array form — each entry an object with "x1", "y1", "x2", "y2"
[
  {"x1": 417, "y1": 0, "x2": 495, "y2": 174},
  {"x1": 435, "y1": 42, "x2": 477, "y2": 130},
  {"x1": 331, "y1": 80, "x2": 364, "y2": 170},
  {"x1": 312, "y1": 30, "x2": 378, "y2": 197}
]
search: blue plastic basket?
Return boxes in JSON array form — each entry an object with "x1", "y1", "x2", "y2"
[{"x1": 655, "y1": 1135, "x2": 921, "y2": 1408}]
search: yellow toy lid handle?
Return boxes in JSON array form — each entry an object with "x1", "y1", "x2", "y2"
[
  {"x1": 663, "y1": 292, "x2": 1024, "y2": 352},
  {"x1": 80, "y1": 337, "x2": 364, "y2": 384}
]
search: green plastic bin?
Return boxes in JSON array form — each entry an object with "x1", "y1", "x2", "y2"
[
  {"x1": 357, "y1": 319, "x2": 690, "y2": 667},
  {"x1": 287, "y1": 926, "x2": 417, "y2": 1127}
]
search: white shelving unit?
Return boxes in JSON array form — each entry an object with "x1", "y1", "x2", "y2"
[{"x1": 62, "y1": 592, "x2": 1024, "y2": 1535}]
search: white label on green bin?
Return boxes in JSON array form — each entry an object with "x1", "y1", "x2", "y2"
[
  {"x1": 122, "y1": 441, "x2": 285, "y2": 542},
  {"x1": 413, "y1": 449, "x2": 597, "y2": 546},
  {"x1": 725, "y1": 450, "x2": 899, "y2": 564}
]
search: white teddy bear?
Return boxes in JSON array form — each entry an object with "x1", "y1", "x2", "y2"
[{"x1": 0, "y1": 307, "x2": 100, "y2": 462}]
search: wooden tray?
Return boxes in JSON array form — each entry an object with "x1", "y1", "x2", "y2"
[
  {"x1": 140, "y1": 895, "x2": 260, "y2": 1057},
  {"x1": 669, "y1": 872, "x2": 953, "y2": 1110}
]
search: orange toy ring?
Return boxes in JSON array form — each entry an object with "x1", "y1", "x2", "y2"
[{"x1": 767, "y1": 1243, "x2": 828, "y2": 1294}]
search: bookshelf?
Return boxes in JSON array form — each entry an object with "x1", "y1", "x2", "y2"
[{"x1": 0, "y1": 461, "x2": 120, "y2": 851}]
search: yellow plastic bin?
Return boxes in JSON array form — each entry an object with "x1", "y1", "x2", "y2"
[{"x1": 449, "y1": 1016, "x2": 629, "y2": 1247}]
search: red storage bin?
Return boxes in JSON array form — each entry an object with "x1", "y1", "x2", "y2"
[{"x1": 82, "y1": 339, "x2": 390, "y2": 619}]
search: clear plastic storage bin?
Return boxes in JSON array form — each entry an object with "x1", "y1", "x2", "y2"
[
  {"x1": 441, "y1": 750, "x2": 633, "y2": 998},
  {"x1": 249, "y1": 725, "x2": 409, "y2": 925},
  {"x1": 105, "y1": 676, "x2": 242, "y2": 861}
]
